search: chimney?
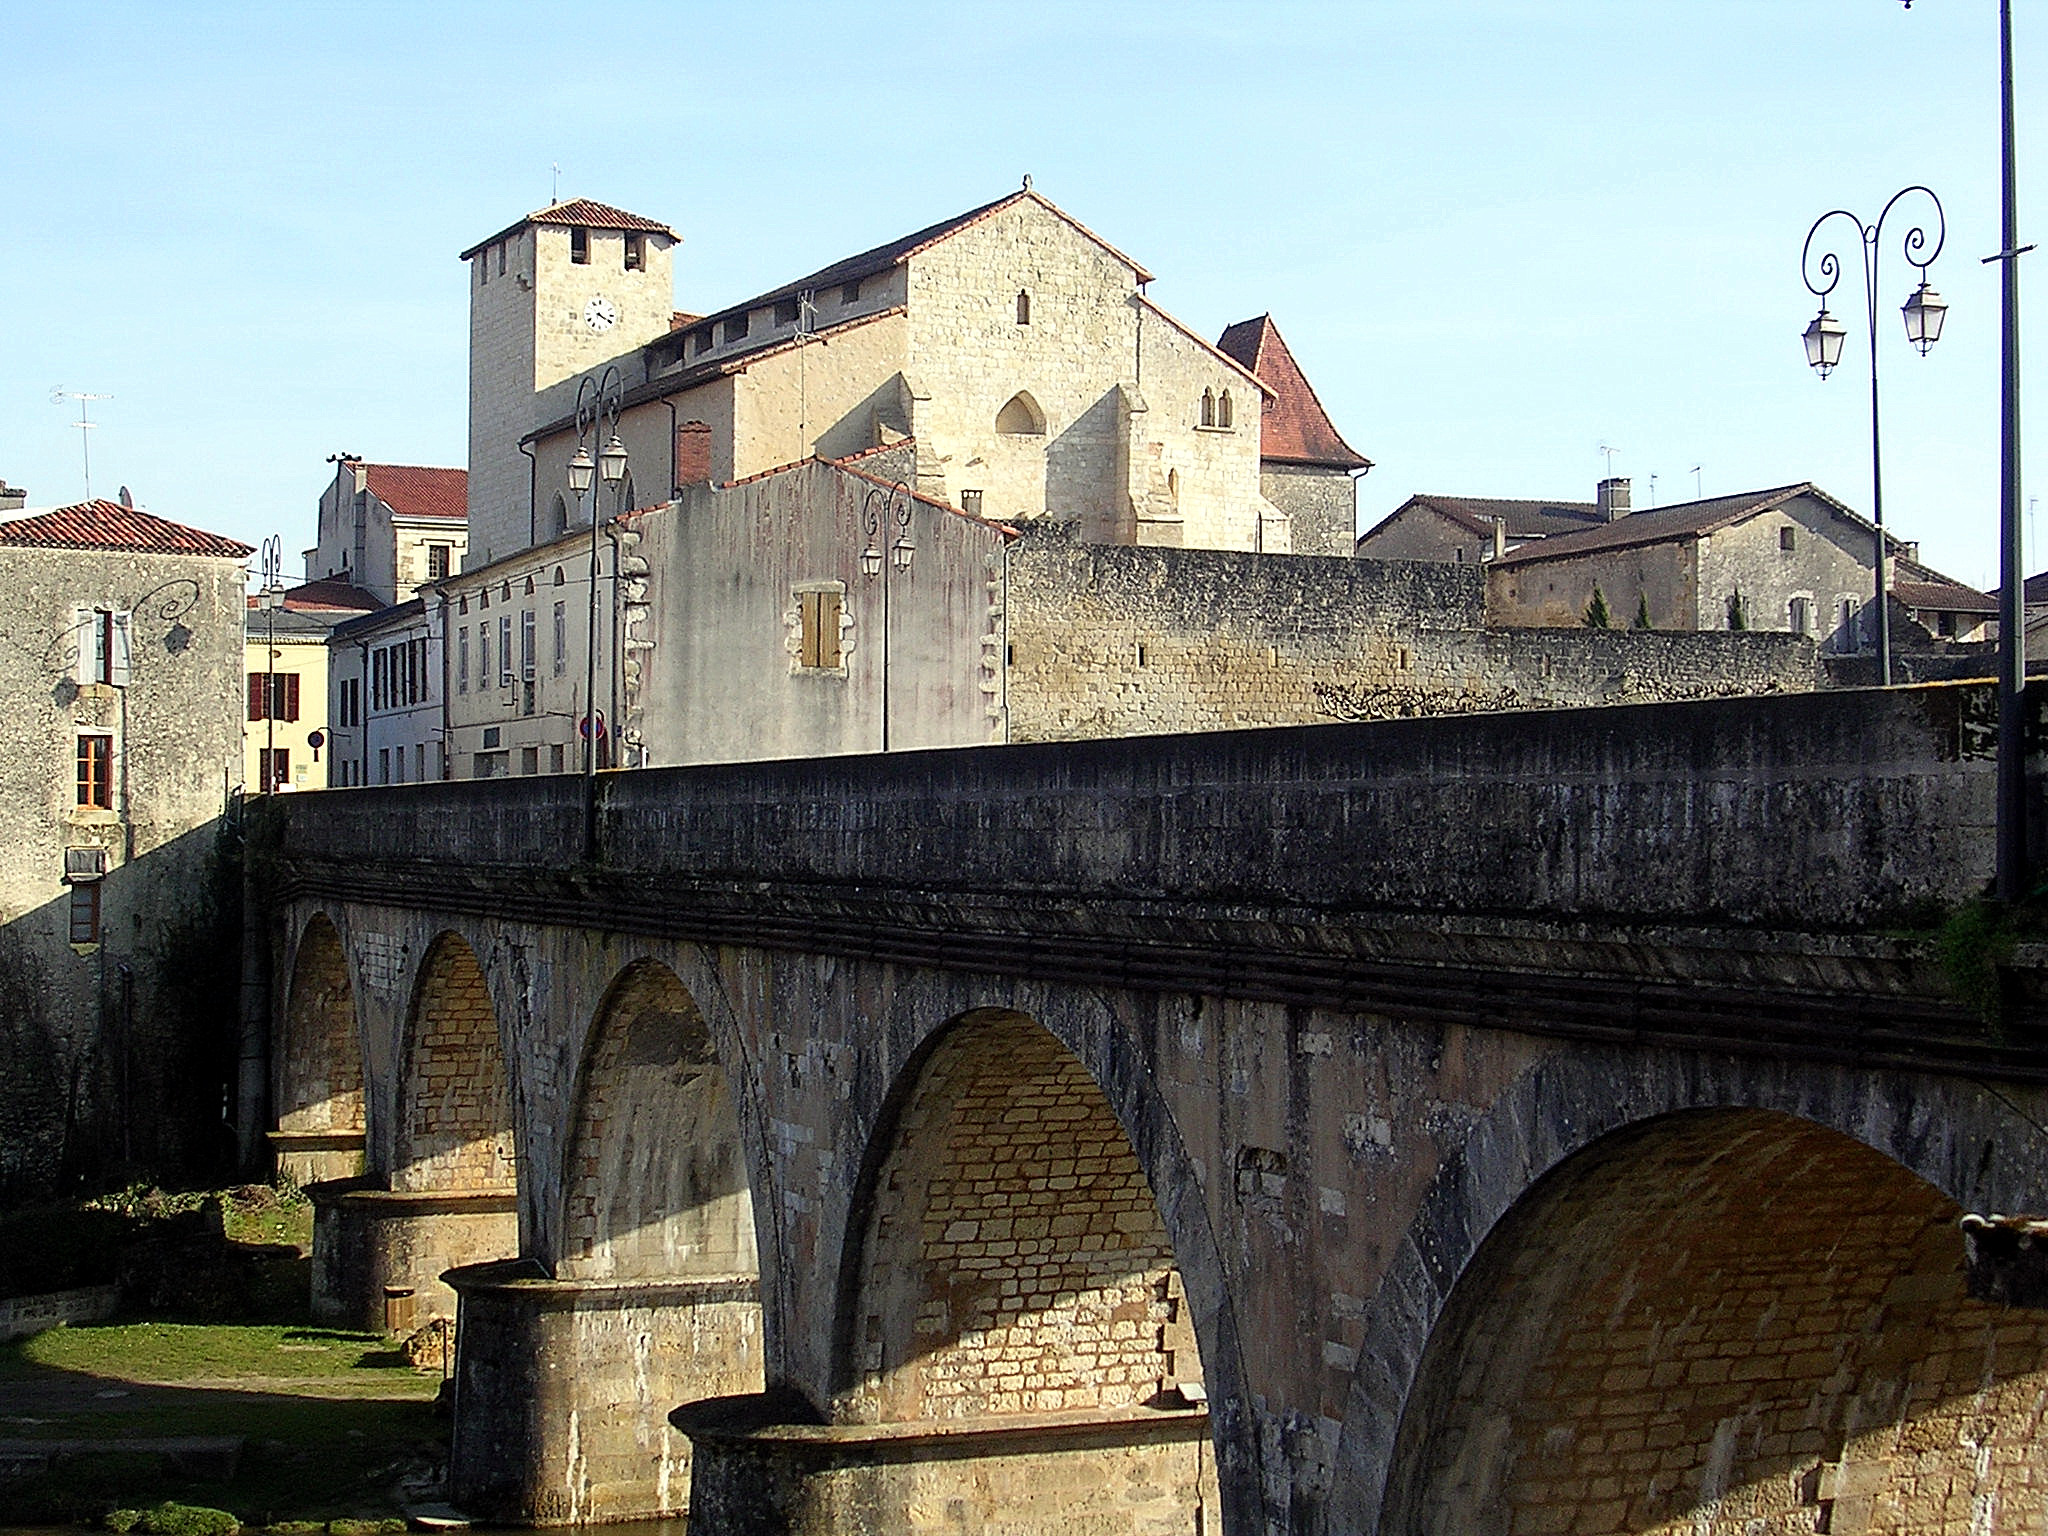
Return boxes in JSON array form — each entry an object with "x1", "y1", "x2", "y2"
[
  {"x1": 1597, "y1": 477, "x2": 1631, "y2": 522},
  {"x1": 0, "y1": 480, "x2": 23, "y2": 514},
  {"x1": 1491, "y1": 516, "x2": 1508, "y2": 561}
]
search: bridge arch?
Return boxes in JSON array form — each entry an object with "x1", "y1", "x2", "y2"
[
  {"x1": 559, "y1": 958, "x2": 758, "y2": 1282},
  {"x1": 1334, "y1": 1049, "x2": 2048, "y2": 1534},
  {"x1": 394, "y1": 929, "x2": 515, "y2": 1196},
  {"x1": 273, "y1": 912, "x2": 365, "y2": 1183},
  {"x1": 829, "y1": 1005, "x2": 1233, "y2": 1533}
]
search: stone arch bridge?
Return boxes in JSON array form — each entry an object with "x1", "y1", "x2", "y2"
[{"x1": 255, "y1": 682, "x2": 2048, "y2": 1535}]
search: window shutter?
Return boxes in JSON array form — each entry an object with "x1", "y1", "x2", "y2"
[
  {"x1": 73, "y1": 606, "x2": 94, "y2": 684},
  {"x1": 284, "y1": 673, "x2": 301, "y2": 722},
  {"x1": 248, "y1": 673, "x2": 266, "y2": 721},
  {"x1": 109, "y1": 611, "x2": 132, "y2": 686}
]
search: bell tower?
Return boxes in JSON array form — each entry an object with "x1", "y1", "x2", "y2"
[{"x1": 463, "y1": 199, "x2": 678, "y2": 569}]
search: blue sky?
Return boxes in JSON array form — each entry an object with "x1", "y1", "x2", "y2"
[{"x1": 0, "y1": 1, "x2": 2040, "y2": 588}]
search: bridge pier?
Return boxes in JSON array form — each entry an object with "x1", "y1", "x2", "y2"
[
  {"x1": 307, "y1": 1180, "x2": 518, "y2": 1331},
  {"x1": 267, "y1": 1127, "x2": 364, "y2": 1186},
  {"x1": 671, "y1": 1396, "x2": 1218, "y2": 1536},
  {"x1": 442, "y1": 1261, "x2": 764, "y2": 1524}
]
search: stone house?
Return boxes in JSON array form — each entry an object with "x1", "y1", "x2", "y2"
[
  {"x1": 306, "y1": 457, "x2": 466, "y2": 606},
  {"x1": 434, "y1": 445, "x2": 1011, "y2": 779},
  {"x1": 245, "y1": 578, "x2": 381, "y2": 793},
  {"x1": 461, "y1": 188, "x2": 1341, "y2": 570},
  {"x1": 0, "y1": 497, "x2": 251, "y2": 1197},
  {"x1": 327, "y1": 599, "x2": 446, "y2": 786},
  {"x1": 1893, "y1": 558, "x2": 1997, "y2": 642},
  {"x1": 1355, "y1": 485, "x2": 1616, "y2": 564},
  {"x1": 1215, "y1": 314, "x2": 1373, "y2": 556}
]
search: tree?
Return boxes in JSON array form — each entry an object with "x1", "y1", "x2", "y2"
[
  {"x1": 1726, "y1": 589, "x2": 1748, "y2": 631},
  {"x1": 1633, "y1": 593, "x2": 1653, "y2": 630},
  {"x1": 1584, "y1": 586, "x2": 1611, "y2": 629}
]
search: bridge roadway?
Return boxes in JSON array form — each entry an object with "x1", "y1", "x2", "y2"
[{"x1": 257, "y1": 681, "x2": 2048, "y2": 1535}]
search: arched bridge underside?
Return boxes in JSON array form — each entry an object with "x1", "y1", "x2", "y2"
[{"x1": 261, "y1": 684, "x2": 2048, "y2": 1533}]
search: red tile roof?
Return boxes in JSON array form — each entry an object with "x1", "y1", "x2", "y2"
[
  {"x1": 1894, "y1": 558, "x2": 1996, "y2": 614},
  {"x1": 461, "y1": 199, "x2": 678, "y2": 260},
  {"x1": 359, "y1": 464, "x2": 467, "y2": 521},
  {"x1": 0, "y1": 500, "x2": 253, "y2": 558},
  {"x1": 275, "y1": 577, "x2": 385, "y2": 613},
  {"x1": 1215, "y1": 315, "x2": 1371, "y2": 471}
]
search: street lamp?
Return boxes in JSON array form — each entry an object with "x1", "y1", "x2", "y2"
[
  {"x1": 1800, "y1": 185, "x2": 1947, "y2": 687},
  {"x1": 860, "y1": 482, "x2": 915, "y2": 751},
  {"x1": 570, "y1": 365, "x2": 627, "y2": 860}
]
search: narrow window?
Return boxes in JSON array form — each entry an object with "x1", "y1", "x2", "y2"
[
  {"x1": 521, "y1": 746, "x2": 540, "y2": 776},
  {"x1": 798, "y1": 589, "x2": 843, "y2": 669},
  {"x1": 624, "y1": 233, "x2": 645, "y2": 271},
  {"x1": 479, "y1": 255, "x2": 488, "y2": 287},
  {"x1": 415, "y1": 743, "x2": 426, "y2": 781},
  {"x1": 693, "y1": 328, "x2": 713, "y2": 356},
  {"x1": 459, "y1": 593, "x2": 469, "y2": 615},
  {"x1": 570, "y1": 226, "x2": 590, "y2": 265},
  {"x1": 497, "y1": 243, "x2": 506, "y2": 276},
  {"x1": 378, "y1": 747, "x2": 390, "y2": 785},
  {"x1": 550, "y1": 743, "x2": 565, "y2": 774},
  {"x1": 69, "y1": 882, "x2": 100, "y2": 945},
  {"x1": 458, "y1": 628, "x2": 470, "y2": 694},
  {"x1": 1016, "y1": 290, "x2": 1031, "y2": 325},
  {"x1": 1789, "y1": 596, "x2": 1812, "y2": 635},
  {"x1": 499, "y1": 616, "x2": 513, "y2": 686},
  {"x1": 554, "y1": 566, "x2": 566, "y2": 586},
  {"x1": 962, "y1": 490, "x2": 984, "y2": 516},
  {"x1": 427, "y1": 544, "x2": 450, "y2": 580},
  {"x1": 77, "y1": 734, "x2": 113, "y2": 808},
  {"x1": 553, "y1": 601, "x2": 567, "y2": 674},
  {"x1": 1780, "y1": 525, "x2": 1797, "y2": 551},
  {"x1": 725, "y1": 314, "x2": 751, "y2": 344},
  {"x1": 523, "y1": 575, "x2": 536, "y2": 596},
  {"x1": 1200, "y1": 389, "x2": 1216, "y2": 428},
  {"x1": 1217, "y1": 390, "x2": 1234, "y2": 429},
  {"x1": 775, "y1": 297, "x2": 800, "y2": 326},
  {"x1": 841, "y1": 279, "x2": 861, "y2": 304},
  {"x1": 480, "y1": 622, "x2": 492, "y2": 690},
  {"x1": 521, "y1": 609, "x2": 536, "y2": 680}
]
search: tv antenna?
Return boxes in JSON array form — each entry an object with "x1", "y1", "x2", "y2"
[
  {"x1": 1690, "y1": 464, "x2": 1703, "y2": 500},
  {"x1": 551, "y1": 162, "x2": 561, "y2": 204},
  {"x1": 51, "y1": 388, "x2": 111, "y2": 500},
  {"x1": 1598, "y1": 443, "x2": 1620, "y2": 476}
]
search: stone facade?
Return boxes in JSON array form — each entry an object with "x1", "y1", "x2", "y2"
[
  {"x1": 306, "y1": 459, "x2": 467, "y2": 606},
  {"x1": 1005, "y1": 524, "x2": 1817, "y2": 742},
  {"x1": 0, "y1": 516, "x2": 249, "y2": 1200}
]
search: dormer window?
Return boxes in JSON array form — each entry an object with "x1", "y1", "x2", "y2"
[
  {"x1": 775, "y1": 297, "x2": 800, "y2": 326},
  {"x1": 625, "y1": 233, "x2": 645, "y2": 271},
  {"x1": 841, "y1": 280, "x2": 861, "y2": 305},
  {"x1": 1016, "y1": 290, "x2": 1031, "y2": 325},
  {"x1": 693, "y1": 328, "x2": 713, "y2": 356},
  {"x1": 570, "y1": 227, "x2": 590, "y2": 265},
  {"x1": 724, "y1": 314, "x2": 751, "y2": 344}
]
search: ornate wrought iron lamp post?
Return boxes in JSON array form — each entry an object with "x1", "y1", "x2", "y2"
[
  {"x1": 568, "y1": 365, "x2": 628, "y2": 859},
  {"x1": 859, "y1": 482, "x2": 916, "y2": 751},
  {"x1": 1801, "y1": 187, "x2": 1948, "y2": 689}
]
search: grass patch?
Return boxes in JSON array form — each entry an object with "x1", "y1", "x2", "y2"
[{"x1": 0, "y1": 1323, "x2": 428, "y2": 1386}]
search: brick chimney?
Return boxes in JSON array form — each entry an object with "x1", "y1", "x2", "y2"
[
  {"x1": 0, "y1": 480, "x2": 24, "y2": 514},
  {"x1": 1597, "y1": 477, "x2": 1631, "y2": 522}
]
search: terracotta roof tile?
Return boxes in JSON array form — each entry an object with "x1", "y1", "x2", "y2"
[
  {"x1": 358, "y1": 464, "x2": 467, "y2": 521},
  {"x1": 275, "y1": 577, "x2": 385, "y2": 613},
  {"x1": 1215, "y1": 315, "x2": 1369, "y2": 470},
  {"x1": 1490, "y1": 484, "x2": 1828, "y2": 567},
  {"x1": 461, "y1": 199, "x2": 677, "y2": 259},
  {"x1": 1894, "y1": 558, "x2": 1996, "y2": 613},
  {"x1": 0, "y1": 500, "x2": 253, "y2": 558},
  {"x1": 1364, "y1": 494, "x2": 1602, "y2": 544}
]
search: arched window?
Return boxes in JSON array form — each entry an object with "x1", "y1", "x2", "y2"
[
  {"x1": 1016, "y1": 290, "x2": 1031, "y2": 325},
  {"x1": 553, "y1": 567, "x2": 566, "y2": 587},
  {"x1": 1217, "y1": 390, "x2": 1233, "y2": 429},
  {"x1": 499, "y1": 581, "x2": 512, "y2": 602},
  {"x1": 523, "y1": 575, "x2": 535, "y2": 596},
  {"x1": 994, "y1": 391, "x2": 1047, "y2": 436},
  {"x1": 550, "y1": 494, "x2": 569, "y2": 539},
  {"x1": 1199, "y1": 389, "x2": 1216, "y2": 428}
]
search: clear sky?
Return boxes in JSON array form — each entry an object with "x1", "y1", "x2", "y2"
[{"x1": 1, "y1": 1, "x2": 2041, "y2": 589}]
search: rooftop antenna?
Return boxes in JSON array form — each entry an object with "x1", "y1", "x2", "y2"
[
  {"x1": 551, "y1": 162, "x2": 561, "y2": 205},
  {"x1": 1691, "y1": 464, "x2": 1703, "y2": 500},
  {"x1": 1598, "y1": 442, "x2": 1620, "y2": 476},
  {"x1": 1649, "y1": 473, "x2": 1659, "y2": 507},
  {"x1": 50, "y1": 388, "x2": 111, "y2": 500}
]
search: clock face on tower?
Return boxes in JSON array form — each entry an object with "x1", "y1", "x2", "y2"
[{"x1": 583, "y1": 294, "x2": 618, "y2": 333}]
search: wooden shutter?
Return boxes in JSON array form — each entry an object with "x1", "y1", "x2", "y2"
[
  {"x1": 109, "y1": 611, "x2": 132, "y2": 686},
  {"x1": 283, "y1": 673, "x2": 301, "y2": 722},
  {"x1": 248, "y1": 673, "x2": 266, "y2": 720}
]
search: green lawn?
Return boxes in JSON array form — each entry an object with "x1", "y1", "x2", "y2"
[{"x1": 0, "y1": 1323, "x2": 442, "y2": 1526}]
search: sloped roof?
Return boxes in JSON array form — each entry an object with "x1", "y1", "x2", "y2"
[
  {"x1": 272, "y1": 577, "x2": 385, "y2": 613},
  {"x1": 1490, "y1": 484, "x2": 1848, "y2": 568},
  {"x1": 0, "y1": 499, "x2": 253, "y2": 558},
  {"x1": 1894, "y1": 557, "x2": 1996, "y2": 614},
  {"x1": 461, "y1": 198, "x2": 677, "y2": 260},
  {"x1": 1215, "y1": 315, "x2": 1370, "y2": 470},
  {"x1": 359, "y1": 464, "x2": 467, "y2": 521},
  {"x1": 1358, "y1": 493, "x2": 1603, "y2": 546}
]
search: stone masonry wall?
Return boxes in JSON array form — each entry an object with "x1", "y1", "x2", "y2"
[
  {"x1": 1006, "y1": 526, "x2": 1816, "y2": 741},
  {"x1": 398, "y1": 936, "x2": 513, "y2": 1194},
  {"x1": 847, "y1": 1012, "x2": 1197, "y2": 1423},
  {"x1": 277, "y1": 915, "x2": 362, "y2": 1135},
  {"x1": 1389, "y1": 1111, "x2": 2048, "y2": 1536}
]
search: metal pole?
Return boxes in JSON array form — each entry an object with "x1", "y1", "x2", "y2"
[
  {"x1": 1868, "y1": 272, "x2": 1892, "y2": 687},
  {"x1": 1997, "y1": 0, "x2": 2030, "y2": 902}
]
